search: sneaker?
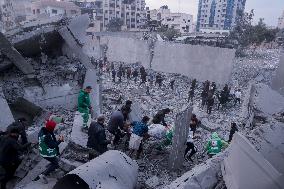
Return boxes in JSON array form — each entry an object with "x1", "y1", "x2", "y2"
[{"x1": 39, "y1": 174, "x2": 48, "y2": 184}]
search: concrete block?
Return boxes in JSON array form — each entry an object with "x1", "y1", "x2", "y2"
[
  {"x1": 0, "y1": 32, "x2": 34, "y2": 74},
  {"x1": 70, "y1": 112, "x2": 89, "y2": 148},
  {"x1": 53, "y1": 150, "x2": 138, "y2": 189},
  {"x1": 0, "y1": 87, "x2": 14, "y2": 131},
  {"x1": 83, "y1": 69, "x2": 102, "y2": 117},
  {"x1": 59, "y1": 27, "x2": 93, "y2": 69},
  {"x1": 222, "y1": 133, "x2": 284, "y2": 189},
  {"x1": 253, "y1": 84, "x2": 284, "y2": 115},
  {"x1": 200, "y1": 118, "x2": 220, "y2": 132}
]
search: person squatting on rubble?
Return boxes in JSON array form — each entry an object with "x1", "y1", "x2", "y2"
[
  {"x1": 205, "y1": 132, "x2": 228, "y2": 158},
  {"x1": 37, "y1": 120, "x2": 64, "y2": 184},
  {"x1": 107, "y1": 107, "x2": 130, "y2": 147},
  {"x1": 0, "y1": 128, "x2": 31, "y2": 189},
  {"x1": 87, "y1": 115, "x2": 111, "y2": 159},
  {"x1": 129, "y1": 116, "x2": 150, "y2": 159},
  {"x1": 152, "y1": 108, "x2": 171, "y2": 127},
  {"x1": 78, "y1": 86, "x2": 92, "y2": 130},
  {"x1": 228, "y1": 122, "x2": 238, "y2": 143},
  {"x1": 184, "y1": 129, "x2": 197, "y2": 162}
]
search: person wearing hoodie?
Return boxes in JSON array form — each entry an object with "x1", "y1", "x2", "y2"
[
  {"x1": 205, "y1": 132, "x2": 228, "y2": 158},
  {"x1": 206, "y1": 132, "x2": 228, "y2": 158},
  {"x1": 78, "y1": 86, "x2": 92, "y2": 129},
  {"x1": 37, "y1": 120, "x2": 64, "y2": 184}
]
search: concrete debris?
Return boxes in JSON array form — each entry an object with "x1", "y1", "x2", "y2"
[
  {"x1": 271, "y1": 49, "x2": 284, "y2": 95},
  {"x1": 145, "y1": 176, "x2": 160, "y2": 188},
  {"x1": 70, "y1": 112, "x2": 89, "y2": 148},
  {"x1": 0, "y1": 32, "x2": 35, "y2": 74}
]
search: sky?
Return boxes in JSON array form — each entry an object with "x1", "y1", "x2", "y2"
[{"x1": 145, "y1": 0, "x2": 284, "y2": 27}]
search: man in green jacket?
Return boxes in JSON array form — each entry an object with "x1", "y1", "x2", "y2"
[
  {"x1": 206, "y1": 132, "x2": 228, "y2": 158},
  {"x1": 78, "y1": 86, "x2": 92, "y2": 129}
]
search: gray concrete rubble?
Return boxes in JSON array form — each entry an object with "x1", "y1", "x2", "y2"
[
  {"x1": 53, "y1": 150, "x2": 138, "y2": 189},
  {"x1": 0, "y1": 87, "x2": 15, "y2": 131},
  {"x1": 68, "y1": 14, "x2": 90, "y2": 45},
  {"x1": 70, "y1": 112, "x2": 89, "y2": 148},
  {"x1": 0, "y1": 32, "x2": 35, "y2": 74}
]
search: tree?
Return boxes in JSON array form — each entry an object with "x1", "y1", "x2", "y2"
[
  {"x1": 106, "y1": 18, "x2": 123, "y2": 32},
  {"x1": 157, "y1": 25, "x2": 181, "y2": 41}
]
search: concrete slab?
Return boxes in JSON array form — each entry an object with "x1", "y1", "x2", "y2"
[
  {"x1": 68, "y1": 14, "x2": 90, "y2": 45},
  {"x1": 0, "y1": 87, "x2": 15, "y2": 131},
  {"x1": 70, "y1": 112, "x2": 89, "y2": 148},
  {"x1": 222, "y1": 133, "x2": 284, "y2": 189},
  {"x1": 0, "y1": 32, "x2": 34, "y2": 74},
  {"x1": 200, "y1": 118, "x2": 220, "y2": 132},
  {"x1": 129, "y1": 101, "x2": 142, "y2": 122},
  {"x1": 83, "y1": 69, "x2": 102, "y2": 117},
  {"x1": 59, "y1": 27, "x2": 93, "y2": 69},
  {"x1": 53, "y1": 150, "x2": 138, "y2": 189}
]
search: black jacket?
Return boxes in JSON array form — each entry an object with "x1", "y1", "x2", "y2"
[
  {"x1": 6, "y1": 122, "x2": 28, "y2": 145},
  {"x1": 87, "y1": 122, "x2": 109, "y2": 153},
  {"x1": 152, "y1": 110, "x2": 167, "y2": 126},
  {"x1": 0, "y1": 135, "x2": 28, "y2": 165},
  {"x1": 107, "y1": 111, "x2": 124, "y2": 133}
]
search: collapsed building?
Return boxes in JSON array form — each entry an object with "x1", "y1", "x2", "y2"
[{"x1": 0, "y1": 14, "x2": 284, "y2": 189}]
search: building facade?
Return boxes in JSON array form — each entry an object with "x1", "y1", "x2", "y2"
[
  {"x1": 197, "y1": 0, "x2": 246, "y2": 33},
  {"x1": 148, "y1": 6, "x2": 194, "y2": 34},
  {"x1": 31, "y1": 0, "x2": 81, "y2": 19},
  {"x1": 0, "y1": 0, "x2": 16, "y2": 32},
  {"x1": 278, "y1": 11, "x2": 284, "y2": 29}
]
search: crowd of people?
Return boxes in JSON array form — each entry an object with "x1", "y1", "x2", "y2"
[{"x1": 0, "y1": 61, "x2": 243, "y2": 187}]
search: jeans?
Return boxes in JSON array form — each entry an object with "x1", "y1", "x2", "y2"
[
  {"x1": 43, "y1": 157, "x2": 59, "y2": 176},
  {"x1": 184, "y1": 142, "x2": 196, "y2": 159}
]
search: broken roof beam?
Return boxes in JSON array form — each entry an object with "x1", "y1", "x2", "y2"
[{"x1": 0, "y1": 32, "x2": 35, "y2": 74}]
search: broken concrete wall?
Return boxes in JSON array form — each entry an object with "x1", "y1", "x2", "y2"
[
  {"x1": 101, "y1": 35, "x2": 151, "y2": 68},
  {"x1": 100, "y1": 35, "x2": 235, "y2": 84},
  {"x1": 53, "y1": 150, "x2": 138, "y2": 189},
  {"x1": 68, "y1": 14, "x2": 90, "y2": 45},
  {"x1": 168, "y1": 106, "x2": 192, "y2": 170},
  {"x1": 152, "y1": 42, "x2": 235, "y2": 84},
  {"x1": 0, "y1": 32, "x2": 34, "y2": 74},
  {"x1": 222, "y1": 133, "x2": 284, "y2": 189},
  {"x1": 0, "y1": 87, "x2": 15, "y2": 131},
  {"x1": 271, "y1": 48, "x2": 284, "y2": 95}
]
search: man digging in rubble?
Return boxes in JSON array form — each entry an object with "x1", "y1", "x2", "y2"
[
  {"x1": 0, "y1": 128, "x2": 30, "y2": 189},
  {"x1": 37, "y1": 120, "x2": 64, "y2": 184},
  {"x1": 107, "y1": 107, "x2": 130, "y2": 148},
  {"x1": 152, "y1": 108, "x2": 171, "y2": 127},
  {"x1": 129, "y1": 116, "x2": 150, "y2": 159},
  {"x1": 78, "y1": 86, "x2": 92, "y2": 130},
  {"x1": 87, "y1": 115, "x2": 111, "y2": 159}
]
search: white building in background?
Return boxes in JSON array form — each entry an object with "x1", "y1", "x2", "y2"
[
  {"x1": 148, "y1": 6, "x2": 194, "y2": 34},
  {"x1": 0, "y1": 0, "x2": 16, "y2": 32},
  {"x1": 97, "y1": 0, "x2": 147, "y2": 31},
  {"x1": 197, "y1": 0, "x2": 246, "y2": 34},
  {"x1": 30, "y1": 0, "x2": 81, "y2": 19},
  {"x1": 278, "y1": 11, "x2": 284, "y2": 29}
]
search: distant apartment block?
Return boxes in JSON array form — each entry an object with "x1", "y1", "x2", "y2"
[
  {"x1": 278, "y1": 11, "x2": 284, "y2": 29},
  {"x1": 0, "y1": 0, "x2": 16, "y2": 32},
  {"x1": 197, "y1": 0, "x2": 246, "y2": 34},
  {"x1": 148, "y1": 6, "x2": 194, "y2": 34}
]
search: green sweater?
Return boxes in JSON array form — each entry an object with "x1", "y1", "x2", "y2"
[{"x1": 78, "y1": 90, "x2": 91, "y2": 111}]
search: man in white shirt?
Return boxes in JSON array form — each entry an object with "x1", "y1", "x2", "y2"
[{"x1": 184, "y1": 130, "x2": 197, "y2": 162}]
